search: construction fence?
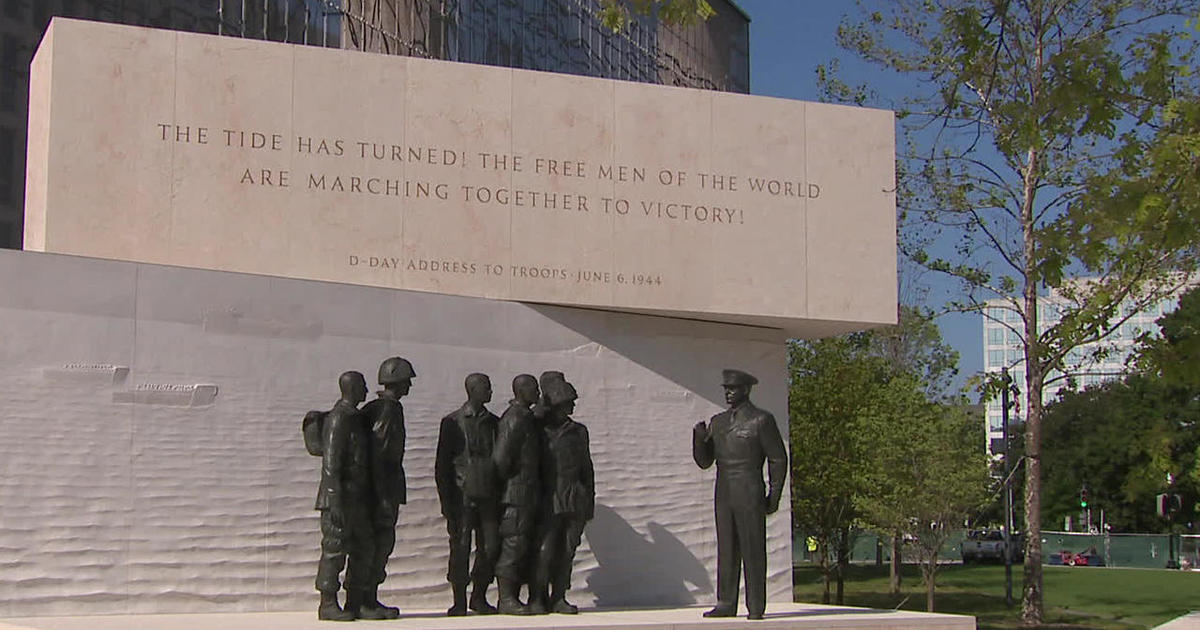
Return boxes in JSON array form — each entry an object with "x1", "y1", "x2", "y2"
[{"x1": 794, "y1": 530, "x2": 1200, "y2": 570}]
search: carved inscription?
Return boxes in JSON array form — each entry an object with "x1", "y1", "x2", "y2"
[{"x1": 155, "y1": 122, "x2": 825, "y2": 291}]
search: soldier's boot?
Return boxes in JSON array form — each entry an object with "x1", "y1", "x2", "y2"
[
  {"x1": 526, "y1": 582, "x2": 549, "y2": 615},
  {"x1": 496, "y1": 578, "x2": 532, "y2": 615},
  {"x1": 548, "y1": 587, "x2": 578, "y2": 615},
  {"x1": 317, "y1": 591, "x2": 356, "y2": 622},
  {"x1": 447, "y1": 584, "x2": 469, "y2": 617},
  {"x1": 549, "y1": 554, "x2": 578, "y2": 614},
  {"x1": 469, "y1": 579, "x2": 498, "y2": 615},
  {"x1": 358, "y1": 587, "x2": 400, "y2": 620}
]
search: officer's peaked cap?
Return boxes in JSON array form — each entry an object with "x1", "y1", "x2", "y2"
[
  {"x1": 378, "y1": 356, "x2": 416, "y2": 384},
  {"x1": 722, "y1": 369, "x2": 758, "y2": 387}
]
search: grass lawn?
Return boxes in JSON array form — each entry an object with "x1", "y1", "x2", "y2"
[{"x1": 793, "y1": 563, "x2": 1200, "y2": 629}]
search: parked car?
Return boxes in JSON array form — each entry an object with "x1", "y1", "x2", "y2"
[{"x1": 961, "y1": 530, "x2": 1025, "y2": 564}]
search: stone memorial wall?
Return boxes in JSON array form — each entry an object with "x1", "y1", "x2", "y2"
[
  {"x1": 4, "y1": 17, "x2": 897, "y2": 618},
  {"x1": 0, "y1": 249, "x2": 789, "y2": 616},
  {"x1": 24, "y1": 18, "x2": 895, "y2": 335}
]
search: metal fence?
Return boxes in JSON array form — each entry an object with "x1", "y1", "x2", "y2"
[{"x1": 795, "y1": 530, "x2": 1200, "y2": 570}]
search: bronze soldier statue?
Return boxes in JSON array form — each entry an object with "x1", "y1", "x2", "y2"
[
  {"x1": 692, "y1": 369, "x2": 787, "y2": 620},
  {"x1": 313, "y1": 371, "x2": 374, "y2": 621},
  {"x1": 529, "y1": 376, "x2": 594, "y2": 615},
  {"x1": 356, "y1": 357, "x2": 415, "y2": 619},
  {"x1": 492, "y1": 374, "x2": 542, "y2": 615},
  {"x1": 436, "y1": 373, "x2": 502, "y2": 615}
]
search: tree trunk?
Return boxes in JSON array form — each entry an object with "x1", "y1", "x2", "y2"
[
  {"x1": 1018, "y1": 73, "x2": 1046, "y2": 620},
  {"x1": 890, "y1": 533, "x2": 902, "y2": 596},
  {"x1": 925, "y1": 560, "x2": 935, "y2": 613},
  {"x1": 820, "y1": 542, "x2": 831, "y2": 604},
  {"x1": 836, "y1": 526, "x2": 849, "y2": 605},
  {"x1": 1022, "y1": 375, "x2": 1044, "y2": 625}
]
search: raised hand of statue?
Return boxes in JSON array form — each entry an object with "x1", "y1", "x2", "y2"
[{"x1": 692, "y1": 420, "x2": 709, "y2": 437}]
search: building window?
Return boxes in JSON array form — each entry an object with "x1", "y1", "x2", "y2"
[
  {"x1": 0, "y1": 34, "x2": 17, "y2": 113},
  {"x1": 987, "y1": 327, "x2": 1004, "y2": 345},
  {"x1": 0, "y1": 125, "x2": 13, "y2": 204},
  {"x1": 988, "y1": 349, "x2": 1005, "y2": 368}
]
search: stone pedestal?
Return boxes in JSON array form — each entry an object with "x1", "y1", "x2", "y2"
[{"x1": 0, "y1": 604, "x2": 976, "y2": 630}]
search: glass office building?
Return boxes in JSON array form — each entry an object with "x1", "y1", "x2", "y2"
[
  {"x1": 981, "y1": 288, "x2": 1184, "y2": 455},
  {"x1": 0, "y1": 0, "x2": 748, "y2": 249}
]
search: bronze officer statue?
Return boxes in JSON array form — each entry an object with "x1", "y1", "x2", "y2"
[
  {"x1": 529, "y1": 376, "x2": 594, "y2": 615},
  {"x1": 692, "y1": 369, "x2": 787, "y2": 621},
  {"x1": 492, "y1": 374, "x2": 543, "y2": 615},
  {"x1": 356, "y1": 357, "x2": 415, "y2": 619},
  {"x1": 313, "y1": 371, "x2": 374, "y2": 621},
  {"x1": 436, "y1": 373, "x2": 502, "y2": 615}
]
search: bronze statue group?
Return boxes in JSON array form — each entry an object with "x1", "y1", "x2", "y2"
[
  {"x1": 306, "y1": 360, "x2": 785, "y2": 623},
  {"x1": 305, "y1": 359, "x2": 595, "y2": 621}
]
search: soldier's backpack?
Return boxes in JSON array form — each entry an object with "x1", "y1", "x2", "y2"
[{"x1": 302, "y1": 410, "x2": 327, "y2": 456}]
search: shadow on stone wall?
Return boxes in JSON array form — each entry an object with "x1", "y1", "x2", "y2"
[
  {"x1": 527, "y1": 303, "x2": 786, "y2": 410},
  {"x1": 585, "y1": 504, "x2": 712, "y2": 607}
]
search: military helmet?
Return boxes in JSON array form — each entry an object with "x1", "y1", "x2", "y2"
[{"x1": 378, "y1": 356, "x2": 416, "y2": 384}]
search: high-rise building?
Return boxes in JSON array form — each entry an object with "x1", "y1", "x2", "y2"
[
  {"x1": 0, "y1": 0, "x2": 749, "y2": 249},
  {"x1": 981, "y1": 288, "x2": 1183, "y2": 454}
]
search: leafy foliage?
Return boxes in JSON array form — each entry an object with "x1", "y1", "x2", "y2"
[
  {"x1": 789, "y1": 335, "x2": 882, "y2": 604},
  {"x1": 790, "y1": 310, "x2": 986, "y2": 611},
  {"x1": 1038, "y1": 287, "x2": 1200, "y2": 533},
  {"x1": 857, "y1": 384, "x2": 990, "y2": 612},
  {"x1": 1139, "y1": 285, "x2": 1200, "y2": 387},
  {"x1": 1043, "y1": 376, "x2": 1200, "y2": 532},
  {"x1": 597, "y1": 0, "x2": 715, "y2": 30},
  {"x1": 824, "y1": 1, "x2": 1200, "y2": 623}
]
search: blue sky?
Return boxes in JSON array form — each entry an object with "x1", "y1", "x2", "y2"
[{"x1": 735, "y1": 0, "x2": 985, "y2": 392}]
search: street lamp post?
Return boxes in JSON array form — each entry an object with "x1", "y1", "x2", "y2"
[{"x1": 1001, "y1": 368, "x2": 1013, "y2": 607}]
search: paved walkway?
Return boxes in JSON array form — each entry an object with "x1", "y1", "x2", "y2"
[{"x1": 1157, "y1": 611, "x2": 1200, "y2": 629}]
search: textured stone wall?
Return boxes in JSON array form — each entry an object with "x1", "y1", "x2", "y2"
[
  {"x1": 0, "y1": 249, "x2": 790, "y2": 616},
  {"x1": 26, "y1": 18, "x2": 896, "y2": 336}
]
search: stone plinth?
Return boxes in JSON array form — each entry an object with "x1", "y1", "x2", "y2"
[
  {"x1": 0, "y1": 604, "x2": 975, "y2": 630},
  {"x1": 23, "y1": 18, "x2": 896, "y2": 335}
]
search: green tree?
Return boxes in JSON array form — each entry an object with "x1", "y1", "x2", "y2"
[
  {"x1": 789, "y1": 335, "x2": 881, "y2": 604},
  {"x1": 856, "y1": 378, "x2": 989, "y2": 612},
  {"x1": 860, "y1": 305, "x2": 962, "y2": 594},
  {"x1": 791, "y1": 307, "x2": 973, "y2": 606},
  {"x1": 826, "y1": 2, "x2": 1200, "y2": 623},
  {"x1": 1043, "y1": 376, "x2": 1200, "y2": 532},
  {"x1": 906, "y1": 404, "x2": 990, "y2": 612},
  {"x1": 1139, "y1": 286, "x2": 1200, "y2": 387},
  {"x1": 597, "y1": 0, "x2": 715, "y2": 30},
  {"x1": 866, "y1": 305, "x2": 961, "y2": 402}
]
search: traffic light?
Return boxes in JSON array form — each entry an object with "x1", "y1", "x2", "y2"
[{"x1": 1080, "y1": 487, "x2": 1088, "y2": 508}]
